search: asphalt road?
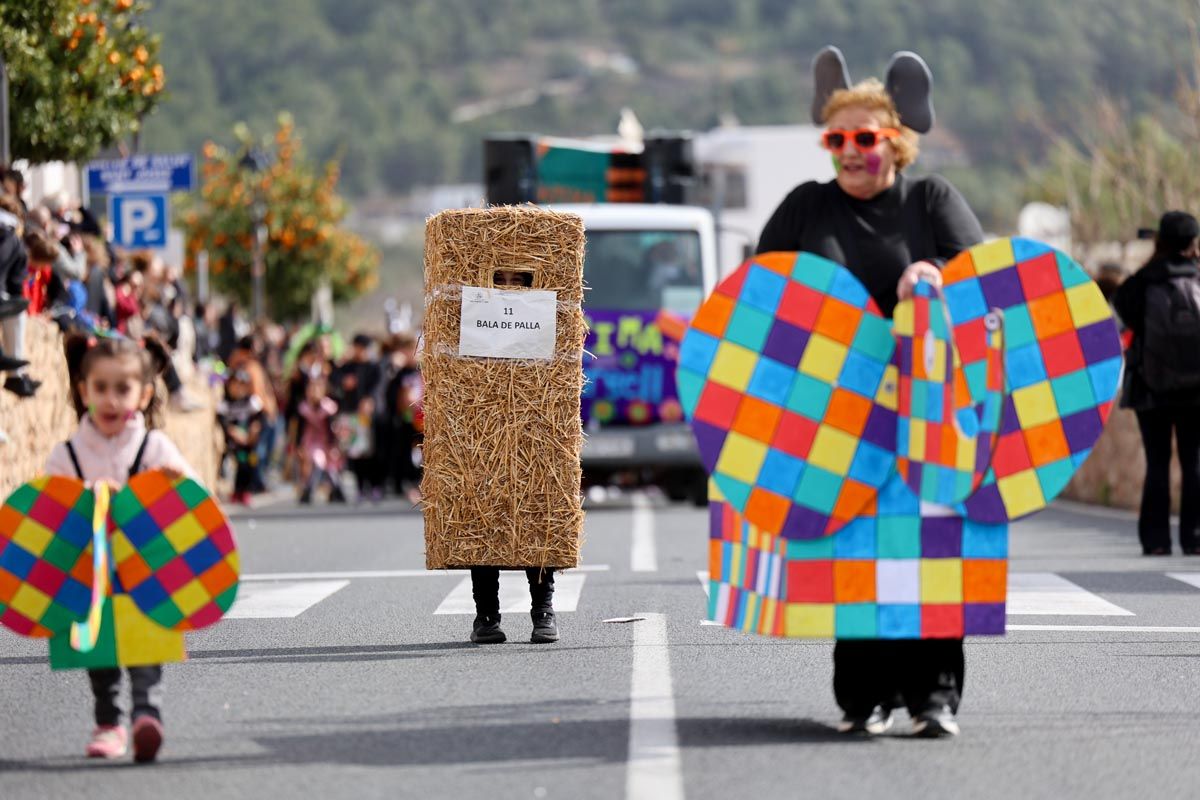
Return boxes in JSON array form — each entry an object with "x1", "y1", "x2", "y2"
[{"x1": 3, "y1": 493, "x2": 1200, "y2": 800}]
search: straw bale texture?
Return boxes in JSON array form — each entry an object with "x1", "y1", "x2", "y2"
[
  {"x1": 422, "y1": 206, "x2": 586, "y2": 569},
  {"x1": 0, "y1": 316, "x2": 222, "y2": 499}
]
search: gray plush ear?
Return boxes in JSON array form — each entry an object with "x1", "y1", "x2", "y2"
[
  {"x1": 811, "y1": 46, "x2": 852, "y2": 125},
  {"x1": 885, "y1": 51, "x2": 934, "y2": 133}
]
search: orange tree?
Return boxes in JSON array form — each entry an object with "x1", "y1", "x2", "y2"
[
  {"x1": 180, "y1": 114, "x2": 379, "y2": 321},
  {"x1": 0, "y1": 0, "x2": 164, "y2": 163}
]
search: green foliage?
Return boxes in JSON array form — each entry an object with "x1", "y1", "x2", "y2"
[
  {"x1": 141, "y1": 0, "x2": 1194, "y2": 226},
  {"x1": 0, "y1": 0, "x2": 164, "y2": 164},
  {"x1": 179, "y1": 115, "x2": 380, "y2": 322}
]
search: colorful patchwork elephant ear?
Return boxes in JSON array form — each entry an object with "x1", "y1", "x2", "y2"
[
  {"x1": 939, "y1": 238, "x2": 1123, "y2": 521},
  {"x1": 677, "y1": 252, "x2": 898, "y2": 540},
  {"x1": 0, "y1": 476, "x2": 96, "y2": 638},
  {"x1": 892, "y1": 280, "x2": 1006, "y2": 505},
  {"x1": 110, "y1": 470, "x2": 240, "y2": 631}
]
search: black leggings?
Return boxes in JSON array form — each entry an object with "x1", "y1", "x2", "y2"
[
  {"x1": 88, "y1": 666, "x2": 163, "y2": 726},
  {"x1": 833, "y1": 639, "x2": 964, "y2": 717},
  {"x1": 470, "y1": 567, "x2": 555, "y2": 618},
  {"x1": 1136, "y1": 409, "x2": 1200, "y2": 554}
]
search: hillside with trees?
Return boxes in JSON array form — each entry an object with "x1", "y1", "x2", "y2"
[{"x1": 140, "y1": 0, "x2": 1195, "y2": 228}]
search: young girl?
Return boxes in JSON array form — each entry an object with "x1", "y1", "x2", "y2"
[
  {"x1": 296, "y1": 372, "x2": 347, "y2": 504},
  {"x1": 44, "y1": 333, "x2": 196, "y2": 763},
  {"x1": 216, "y1": 369, "x2": 265, "y2": 505}
]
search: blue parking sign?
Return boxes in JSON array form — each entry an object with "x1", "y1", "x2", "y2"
[{"x1": 110, "y1": 194, "x2": 169, "y2": 248}]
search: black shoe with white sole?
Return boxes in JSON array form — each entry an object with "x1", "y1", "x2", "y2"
[
  {"x1": 912, "y1": 705, "x2": 960, "y2": 738},
  {"x1": 837, "y1": 706, "x2": 893, "y2": 735}
]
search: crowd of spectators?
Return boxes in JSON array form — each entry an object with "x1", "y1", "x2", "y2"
[{"x1": 0, "y1": 164, "x2": 425, "y2": 505}]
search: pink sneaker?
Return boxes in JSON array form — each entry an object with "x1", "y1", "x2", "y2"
[
  {"x1": 132, "y1": 716, "x2": 164, "y2": 764},
  {"x1": 85, "y1": 725, "x2": 128, "y2": 758}
]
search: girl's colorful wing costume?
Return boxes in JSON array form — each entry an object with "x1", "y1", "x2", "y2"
[
  {"x1": 679, "y1": 238, "x2": 1121, "y2": 638},
  {"x1": 0, "y1": 470, "x2": 239, "y2": 668}
]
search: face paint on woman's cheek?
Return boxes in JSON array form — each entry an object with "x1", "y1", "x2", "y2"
[
  {"x1": 865, "y1": 153, "x2": 882, "y2": 175},
  {"x1": 831, "y1": 155, "x2": 842, "y2": 174}
]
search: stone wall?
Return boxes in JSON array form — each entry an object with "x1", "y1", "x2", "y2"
[
  {"x1": 0, "y1": 317, "x2": 221, "y2": 499},
  {"x1": 1064, "y1": 406, "x2": 1170, "y2": 512}
]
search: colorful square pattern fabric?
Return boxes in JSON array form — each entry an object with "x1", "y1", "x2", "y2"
[
  {"x1": 688, "y1": 237, "x2": 1119, "y2": 640},
  {"x1": 679, "y1": 252, "x2": 897, "y2": 539},
  {"x1": 892, "y1": 282, "x2": 1006, "y2": 505},
  {"x1": 0, "y1": 470, "x2": 239, "y2": 668},
  {"x1": 0, "y1": 476, "x2": 94, "y2": 638},
  {"x1": 111, "y1": 471, "x2": 240, "y2": 632},
  {"x1": 940, "y1": 238, "x2": 1123, "y2": 522},
  {"x1": 706, "y1": 477, "x2": 1009, "y2": 639}
]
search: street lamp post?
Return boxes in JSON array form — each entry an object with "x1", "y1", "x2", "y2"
[
  {"x1": 0, "y1": 53, "x2": 10, "y2": 165},
  {"x1": 240, "y1": 148, "x2": 268, "y2": 321}
]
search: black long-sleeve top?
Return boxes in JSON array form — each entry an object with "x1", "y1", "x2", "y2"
[{"x1": 755, "y1": 173, "x2": 984, "y2": 317}]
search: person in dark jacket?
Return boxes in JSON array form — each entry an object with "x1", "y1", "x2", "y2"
[
  {"x1": 1113, "y1": 211, "x2": 1200, "y2": 555},
  {"x1": 755, "y1": 50, "x2": 983, "y2": 738}
]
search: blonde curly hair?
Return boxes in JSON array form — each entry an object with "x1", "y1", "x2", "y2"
[{"x1": 821, "y1": 78, "x2": 920, "y2": 169}]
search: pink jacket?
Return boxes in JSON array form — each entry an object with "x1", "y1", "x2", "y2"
[{"x1": 44, "y1": 413, "x2": 197, "y2": 485}]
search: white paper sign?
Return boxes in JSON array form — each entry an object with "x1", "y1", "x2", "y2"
[{"x1": 459, "y1": 286, "x2": 557, "y2": 359}]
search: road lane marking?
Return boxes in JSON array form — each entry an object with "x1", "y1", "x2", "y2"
[
  {"x1": 1006, "y1": 572, "x2": 1134, "y2": 616},
  {"x1": 631, "y1": 494, "x2": 657, "y2": 572},
  {"x1": 225, "y1": 580, "x2": 349, "y2": 618},
  {"x1": 626, "y1": 613, "x2": 683, "y2": 800},
  {"x1": 433, "y1": 573, "x2": 587, "y2": 615},
  {"x1": 1167, "y1": 573, "x2": 1200, "y2": 591},
  {"x1": 1009, "y1": 625, "x2": 1200, "y2": 633},
  {"x1": 243, "y1": 565, "x2": 610, "y2": 581}
]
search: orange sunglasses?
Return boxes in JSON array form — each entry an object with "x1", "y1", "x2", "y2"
[{"x1": 821, "y1": 127, "x2": 900, "y2": 153}]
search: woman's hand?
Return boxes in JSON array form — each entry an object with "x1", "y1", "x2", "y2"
[
  {"x1": 159, "y1": 464, "x2": 186, "y2": 481},
  {"x1": 896, "y1": 260, "x2": 942, "y2": 301}
]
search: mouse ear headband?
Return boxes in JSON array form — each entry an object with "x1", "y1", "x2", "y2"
[{"x1": 810, "y1": 46, "x2": 936, "y2": 134}]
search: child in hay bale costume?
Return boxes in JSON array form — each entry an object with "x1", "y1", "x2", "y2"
[
  {"x1": 0, "y1": 333, "x2": 239, "y2": 762},
  {"x1": 422, "y1": 207, "x2": 586, "y2": 645}
]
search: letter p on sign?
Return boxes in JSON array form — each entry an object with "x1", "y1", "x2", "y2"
[{"x1": 110, "y1": 193, "x2": 169, "y2": 248}]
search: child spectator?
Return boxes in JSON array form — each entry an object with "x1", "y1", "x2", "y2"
[{"x1": 217, "y1": 369, "x2": 265, "y2": 505}]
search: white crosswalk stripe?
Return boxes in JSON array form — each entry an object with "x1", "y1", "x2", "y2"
[
  {"x1": 226, "y1": 580, "x2": 349, "y2": 619},
  {"x1": 1006, "y1": 572, "x2": 1134, "y2": 616}
]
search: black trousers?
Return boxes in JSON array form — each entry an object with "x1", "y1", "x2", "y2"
[
  {"x1": 833, "y1": 639, "x2": 964, "y2": 717},
  {"x1": 470, "y1": 567, "x2": 555, "y2": 618},
  {"x1": 88, "y1": 666, "x2": 163, "y2": 726},
  {"x1": 1136, "y1": 409, "x2": 1200, "y2": 554}
]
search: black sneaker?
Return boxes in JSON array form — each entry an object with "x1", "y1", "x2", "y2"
[
  {"x1": 0, "y1": 295, "x2": 28, "y2": 319},
  {"x1": 912, "y1": 705, "x2": 960, "y2": 738},
  {"x1": 328, "y1": 486, "x2": 347, "y2": 504},
  {"x1": 4, "y1": 375, "x2": 39, "y2": 398},
  {"x1": 0, "y1": 352, "x2": 27, "y2": 372},
  {"x1": 531, "y1": 609, "x2": 558, "y2": 643},
  {"x1": 471, "y1": 615, "x2": 506, "y2": 644},
  {"x1": 837, "y1": 706, "x2": 893, "y2": 735},
  {"x1": 298, "y1": 488, "x2": 312, "y2": 505}
]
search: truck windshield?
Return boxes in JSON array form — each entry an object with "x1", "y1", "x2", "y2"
[{"x1": 583, "y1": 230, "x2": 703, "y2": 314}]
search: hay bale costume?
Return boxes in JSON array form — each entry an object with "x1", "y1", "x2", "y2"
[
  {"x1": 421, "y1": 207, "x2": 586, "y2": 642},
  {"x1": 679, "y1": 48, "x2": 1122, "y2": 734}
]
